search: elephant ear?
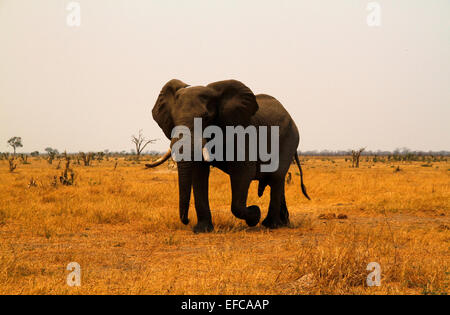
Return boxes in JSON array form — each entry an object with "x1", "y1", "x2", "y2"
[
  {"x1": 207, "y1": 80, "x2": 258, "y2": 126},
  {"x1": 152, "y1": 79, "x2": 189, "y2": 139}
]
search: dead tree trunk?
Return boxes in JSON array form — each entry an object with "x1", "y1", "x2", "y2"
[
  {"x1": 352, "y1": 148, "x2": 365, "y2": 168},
  {"x1": 131, "y1": 130, "x2": 157, "y2": 161}
]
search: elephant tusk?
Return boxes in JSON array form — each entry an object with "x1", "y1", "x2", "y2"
[
  {"x1": 145, "y1": 149, "x2": 172, "y2": 168},
  {"x1": 202, "y1": 147, "x2": 212, "y2": 162}
]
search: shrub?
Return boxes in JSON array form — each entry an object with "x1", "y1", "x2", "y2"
[{"x1": 8, "y1": 157, "x2": 17, "y2": 172}]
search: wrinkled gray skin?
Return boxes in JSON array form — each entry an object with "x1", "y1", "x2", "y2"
[{"x1": 149, "y1": 79, "x2": 309, "y2": 233}]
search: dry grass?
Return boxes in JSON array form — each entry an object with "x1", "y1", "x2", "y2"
[{"x1": 0, "y1": 157, "x2": 448, "y2": 295}]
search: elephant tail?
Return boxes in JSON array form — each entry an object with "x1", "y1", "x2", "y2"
[{"x1": 294, "y1": 152, "x2": 311, "y2": 200}]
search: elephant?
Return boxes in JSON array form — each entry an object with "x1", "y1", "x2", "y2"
[{"x1": 146, "y1": 79, "x2": 310, "y2": 233}]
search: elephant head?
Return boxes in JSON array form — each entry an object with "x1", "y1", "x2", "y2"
[{"x1": 148, "y1": 79, "x2": 259, "y2": 225}]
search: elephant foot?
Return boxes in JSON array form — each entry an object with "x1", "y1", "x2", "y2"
[
  {"x1": 262, "y1": 217, "x2": 285, "y2": 229},
  {"x1": 193, "y1": 221, "x2": 214, "y2": 233},
  {"x1": 245, "y1": 205, "x2": 261, "y2": 227},
  {"x1": 280, "y1": 212, "x2": 290, "y2": 226},
  {"x1": 281, "y1": 201, "x2": 290, "y2": 226},
  {"x1": 280, "y1": 217, "x2": 290, "y2": 226}
]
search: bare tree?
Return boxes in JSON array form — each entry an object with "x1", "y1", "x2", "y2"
[
  {"x1": 131, "y1": 130, "x2": 157, "y2": 160},
  {"x1": 79, "y1": 152, "x2": 94, "y2": 166},
  {"x1": 7, "y1": 137, "x2": 23, "y2": 155},
  {"x1": 352, "y1": 148, "x2": 365, "y2": 168},
  {"x1": 286, "y1": 172, "x2": 292, "y2": 185}
]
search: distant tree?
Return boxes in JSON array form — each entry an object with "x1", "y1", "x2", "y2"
[
  {"x1": 131, "y1": 130, "x2": 157, "y2": 160},
  {"x1": 45, "y1": 147, "x2": 59, "y2": 155},
  {"x1": 30, "y1": 151, "x2": 40, "y2": 157},
  {"x1": 7, "y1": 137, "x2": 23, "y2": 155},
  {"x1": 45, "y1": 147, "x2": 58, "y2": 164}
]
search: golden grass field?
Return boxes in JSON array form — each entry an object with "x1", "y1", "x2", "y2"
[{"x1": 0, "y1": 156, "x2": 448, "y2": 295}]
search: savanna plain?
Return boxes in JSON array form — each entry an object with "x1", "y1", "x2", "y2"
[{"x1": 0, "y1": 155, "x2": 448, "y2": 295}]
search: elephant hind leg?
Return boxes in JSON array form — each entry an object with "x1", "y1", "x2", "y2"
[
  {"x1": 262, "y1": 180, "x2": 288, "y2": 229},
  {"x1": 230, "y1": 175, "x2": 261, "y2": 227},
  {"x1": 280, "y1": 194, "x2": 290, "y2": 226}
]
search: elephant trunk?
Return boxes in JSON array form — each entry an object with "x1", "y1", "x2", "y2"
[
  {"x1": 177, "y1": 160, "x2": 193, "y2": 225},
  {"x1": 164, "y1": 134, "x2": 209, "y2": 225}
]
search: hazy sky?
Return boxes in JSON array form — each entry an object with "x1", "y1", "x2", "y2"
[{"x1": 1, "y1": 0, "x2": 449, "y2": 153}]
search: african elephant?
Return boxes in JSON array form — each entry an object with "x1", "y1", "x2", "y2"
[{"x1": 146, "y1": 79, "x2": 310, "y2": 233}]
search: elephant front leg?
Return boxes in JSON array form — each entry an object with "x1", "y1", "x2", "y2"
[
  {"x1": 192, "y1": 163, "x2": 214, "y2": 233},
  {"x1": 230, "y1": 174, "x2": 261, "y2": 227}
]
